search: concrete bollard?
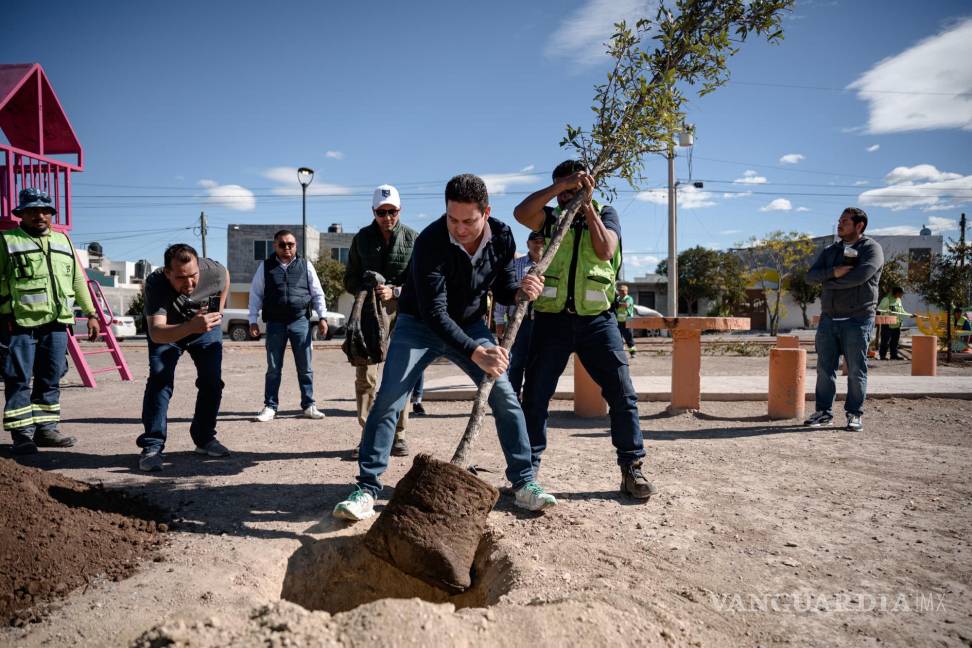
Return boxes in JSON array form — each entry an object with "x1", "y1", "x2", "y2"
[
  {"x1": 911, "y1": 335, "x2": 937, "y2": 376},
  {"x1": 776, "y1": 335, "x2": 800, "y2": 349},
  {"x1": 768, "y1": 348, "x2": 806, "y2": 420},
  {"x1": 573, "y1": 354, "x2": 608, "y2": 417}
]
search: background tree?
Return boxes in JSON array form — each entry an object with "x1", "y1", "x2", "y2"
[
  {"x1": 713, "y1": 251, "x2": 749, "y2": 316},
  {"x1": 126, "y1": 288, "x2": 146, "y2": 334},
  {"x1": 656, "y1": 246, "x2": 721, "y2": 314},
  {"x1": 313, "y1": 257, "x2": 346, "y2": 311},
  {"x1": 912, "y1": 241, "x2": 972, "y2": 362},
  {"x1": 786, "y1": 266, "x2": 821, "y2": 328},
  {"x1": 739, "y1": 231, "x2": 816, "y2": 334},
  {"x1": 878, "y1": 253, "x2": 910, "y2": 300}
]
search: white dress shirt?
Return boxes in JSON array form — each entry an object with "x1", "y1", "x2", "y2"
[{"x1": 248, "y1": 257, "x2": 327, "y2": 325}]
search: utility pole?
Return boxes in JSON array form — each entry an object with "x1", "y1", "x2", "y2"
[
  {"x1": 199, "y1": 211, "x2": 208, "y2": 258},
  {"x1": 960, "y1": 212, "x2": 967, "y2": 269},
  {"x1": 666, "y1": 145, "x2": 678, "y2": 317}
]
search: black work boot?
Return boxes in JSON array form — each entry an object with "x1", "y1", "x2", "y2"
[
  {"x1": 11, "y1": 439, "x2": 38, "y2": 455},
  {"x1": 391, "y1": 436, "x2": 410, "y2": 457},
  {"x1": 34, "y1": 430, "x2": 77, "y2": 448},
  {"x1": 620, "y1": 460, "x2": 657, "y2": 500}
]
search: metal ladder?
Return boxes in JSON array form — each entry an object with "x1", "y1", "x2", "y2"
[{"x1": 67, "y1": 278, "x2": 134, "y2": 387}]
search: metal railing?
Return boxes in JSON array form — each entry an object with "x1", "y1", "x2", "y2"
[{"x1": 0, "y1": 143, "x2": 79, "y2": 230}]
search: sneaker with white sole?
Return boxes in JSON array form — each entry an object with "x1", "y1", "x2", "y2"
[
  {"x1": 804, "y1": 411, "x2": 833, "y2": 427},
  {"x1": 332, "y1": 487, "x2": 375, "y2": 521},
  {"x1": 254, "y1": 406, "x2": 276, "y2": 422},
  {"x1": 514, "y1": 481, "x2": 557, "y2": 512},
  {"x1": 302, "y1": 405, "x2": 325, "y2": 419},
  {"x1": 139, "y1": 450, "x2": 163, "y2": 472},
  {"x1": 846, "y1": 413, "x2": 863, "y2": 431},
  {"x1": 194, "y1": 439, "x2": 231, "y2": 457}
]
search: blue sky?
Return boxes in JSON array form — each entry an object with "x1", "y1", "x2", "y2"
[{"x1": 4, "y1": 0, "x2": 971, "y2": 277}]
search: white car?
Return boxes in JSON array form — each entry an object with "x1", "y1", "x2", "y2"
[
  {"x1": 73, "y1": 310, "x2": 138, "y2": 341},
  {"x1": 221, "y1": 308, "x2": 346, "y2": 342}
]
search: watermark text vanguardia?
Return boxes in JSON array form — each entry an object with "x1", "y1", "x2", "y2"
[{"x1": 708, "y1": 591, "x2": 947, "y2": 614}]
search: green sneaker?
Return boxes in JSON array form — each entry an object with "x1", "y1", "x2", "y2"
[
  {"x1": 332, "y1": 487, "x2": 376, "y2": 521},
  {"x1": 514, "y1": 481, "x2": 557, "y2": 512}
]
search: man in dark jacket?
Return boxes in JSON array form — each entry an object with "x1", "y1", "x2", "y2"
[
  {"x1": 344, "y1": 185, "x2": 418, "y2": 457},
  {"x1": 805, "y1": 207, "x2": 884, "y2": 432},
  {"x1": 332, "y1": 174, "x2": 556, "y2": 521}
]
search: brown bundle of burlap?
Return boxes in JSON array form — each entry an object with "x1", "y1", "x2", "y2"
[{"x1": 341, "y1": 270, "x2": 389, "y2": 366}]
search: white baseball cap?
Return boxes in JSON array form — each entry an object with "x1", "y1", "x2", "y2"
[{"x1": 372, "y1": 184, "x2": 401, "y2": 210}]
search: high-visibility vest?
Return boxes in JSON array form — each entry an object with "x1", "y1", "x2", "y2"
[
  {"x1": 615, "y1": 295, "x2": 633, "y2": 322},
  {"x1": 0, "y1": 228, "x2": 80, "y2": 327},
  {"x1": 534, "y1": 202, "x2": 622, "y2": 316}
]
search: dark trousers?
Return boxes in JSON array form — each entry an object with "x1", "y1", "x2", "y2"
[
  {"x1": 138, "y1": 327, "x2": 223, "y2": 452},
  {"x1": 618, "y1": 321, "x2": 635, "y2": 349},
  {"x1": 1, "y1": 322, "x2": 68, "y2": 444},
  {"x1": 522, "y1": 311, "x2": 645, "y2": 472},
  {"x1": 879, "y1": 325, "x2": 901, "y2": 360}
]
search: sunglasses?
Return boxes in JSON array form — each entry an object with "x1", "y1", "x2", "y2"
[
  {"x1": 374, "y1": 209, "x2": 400, "y2": 217},
  {"x1": 277, "y1": 242, "x2": 296, "y2": 248}
]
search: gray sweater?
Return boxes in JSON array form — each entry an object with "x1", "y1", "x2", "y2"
[{"x1": 807, "y1": 237, "x2": 884, "y2": 319}]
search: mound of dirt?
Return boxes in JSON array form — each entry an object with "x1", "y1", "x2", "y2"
[{"x1": 0, "y1": 457, "x2": 168, "y2": 626}]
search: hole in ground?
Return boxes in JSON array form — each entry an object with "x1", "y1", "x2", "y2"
[{"x1": 280, "y1": 530, "x2": 513, "y2": 614}]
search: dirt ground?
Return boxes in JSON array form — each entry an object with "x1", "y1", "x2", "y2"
[{"x1": 1, "y1": 342, "x2": 970, "y2": 647}]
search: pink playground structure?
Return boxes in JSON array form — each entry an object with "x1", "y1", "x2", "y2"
[{"x1": 0, "y1": 63, "x2": 132, "y2": 387}]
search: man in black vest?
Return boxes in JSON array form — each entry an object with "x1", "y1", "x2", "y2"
[{"x1": 249, "y1": 229, "x2": 328, "y2": 421}]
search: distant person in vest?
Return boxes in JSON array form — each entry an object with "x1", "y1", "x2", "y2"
[
  {"x1": 250, "y1": 229, "x2": 328, "y2": 422},
  {"x1": 493, "y1": 229, "x2": 545, "y2": 400},
  {"x1": 952, "y1": 307, "x2": 971, "y2": 353},
  {"x1": 804, "y1": 207, "x2": 884, "y2": 432},
  {"x1": 0, "y1": 188, "x2": 99, "y2": 455},
  {"x1": 877, "y1": 286, "x2": 910, "y2": 360},
  {"x1": 513, "y1": 161, "x2": 656, "y2": 501},
  {"x1": 138, "y1": 244, "x2": 230, "y2": 471},
  {"x1": 614, "y1": 283, "x2": 637, "y2": 358},
  {"x1": 343, "y1": 185, "x2": 418, "y2": 457}
]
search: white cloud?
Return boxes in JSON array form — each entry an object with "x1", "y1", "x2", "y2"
[
  {"x1": 858, "y1": 164, "x2": 972, "y2": 211},
  {"x1": 325, "y1": 150, "x2": 345, "y2": 160},
  {"x1": 636, "y1": 184, "x2": 716, "y2": 208},
  {"x1": 760, "y1": 198, "x2": 792, "y2": 212},
  {"x1": 262, "y1": 167, "x2": 352, "y2": 196},
  {"x1": 197, "y1": 179, "x2": 255, "y2": 211},
  {"x1": 734, "y1": 170, "x2": 767, "y2": 185},
  {"x1": 719, "y1": 229, "x2": 741, "y2": 235},
  {"x1": 853, "y1": 180, "x2": 871, "y2": 186},
  {"x1": 796, "y1": 207, "x2": 811, "y2": 212},
  {"x1": 867, "y1": 144, "x2": 880, "y2": 153},
  {"x1": 520, "y1": 164, "x2": 535, "y2": 172},
  {"x1": 870, "y1": 216, "x2": 958, "y2": 236},
  {"x1": 624, "y1": 254, "x2": 660, "y2": 270},
  {"x1": 722, "y1": 190, "x2": 752, "y2": 199},
  {"x1": 847, "y1": 18, "x2": 972, "y2": 133},
  {"x1": 779, "y1": 153, "x2": 805, "y2": 164},
  {"x1": 480, "y1": 171, "x2": 539, "y2": 195},
  {"x1": 545, "y1": 0, "x2": 656, "y2": 66}
]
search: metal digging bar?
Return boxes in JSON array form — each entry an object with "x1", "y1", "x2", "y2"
[{"x1": 451, "y1": 189, "x2": 589, "y2": 467}]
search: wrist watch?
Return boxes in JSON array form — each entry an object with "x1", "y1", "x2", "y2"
[{"x1": 393, "y1": 286, "x2": 402, "y2": 299}]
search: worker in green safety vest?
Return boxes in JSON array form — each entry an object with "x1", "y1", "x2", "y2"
[
  {"x1": 614, "y1": 283, "x2": 637, "y2": 357},
  {"x1": 952, "y1": 307, "x2": 971, "y2": 353},
  {"x1": 876, "y1": 285, "x2": 911, "y2": 360},
  {"x1": 0, "y1": 188, "x2": 99, "y2": 455},
  {"x1": 514, "y1": 160, "x2": 655, "y2": 501}
]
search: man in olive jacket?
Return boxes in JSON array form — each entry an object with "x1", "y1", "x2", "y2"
[{"x1": 344, "y1": 185, "x2": 418, "y2": 457}]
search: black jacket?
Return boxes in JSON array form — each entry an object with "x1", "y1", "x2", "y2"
[{"x1": 398, "y1": 215, "x2": 519, "y2": 356}]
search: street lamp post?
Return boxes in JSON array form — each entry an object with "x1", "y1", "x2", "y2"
[{"x1": 297, "y1": 167, "x2": 315, "y2": 255}]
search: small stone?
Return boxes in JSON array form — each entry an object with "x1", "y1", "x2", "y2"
[{"x1": 784, "y1": 542, "x2": 798, "y2": 547}]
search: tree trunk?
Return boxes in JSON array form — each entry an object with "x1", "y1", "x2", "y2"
[
  {"x1": 800, "y1": 305, "x2": 809, "y2": 328},
  {"x1": 946, "y1": 302, "x2": 953, "y2": 364}
]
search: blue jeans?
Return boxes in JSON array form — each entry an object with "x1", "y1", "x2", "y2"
[
  {"x1": 507, "y1": 316, "x2": 534, "y2": 397},
  {"x1": 264, "y1": 317, "x2": 314, "y2": 410},
  {"x1": 357, "y1": 313, "x2": 534, "y2": 496},
  {"x1": 138, "y1": 327, "x2": 223, "y2": 452},
  {"x1": 522, "y1": 311, "x2": 645, "y2": 471},
  {"x1": 814, "y1": 314, "x2": 874, "y2": 417},
  {"x1": 1, "y1": 322, "x2": 68, "y2": 444}
]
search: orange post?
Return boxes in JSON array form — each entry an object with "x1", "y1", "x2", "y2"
[
  {"x1": 670, "y1": 329, "x2": 702, "y2": 412},
  {"x1": 911, "y1": 335, "x2": 937, "y2": 376},
  {"x1": 768, "y1": 348, "x2": 806, "y2": 420},
  {"x1": 573, "y1": 354, "x2": 607, "y2": 417},
  {"x1": 776, "y1": 335, "x2": 800, "y2": 349}
]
